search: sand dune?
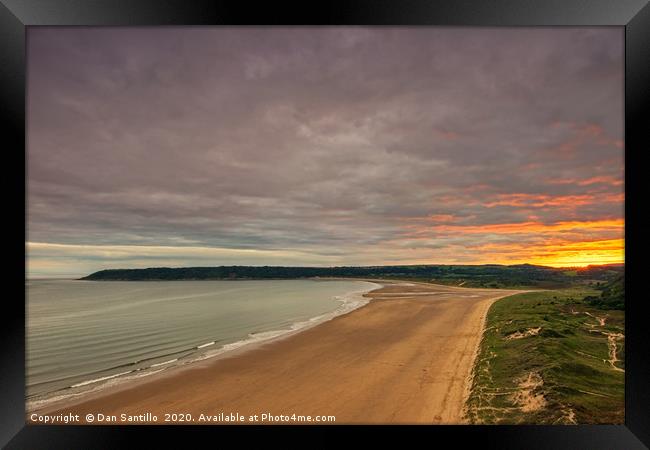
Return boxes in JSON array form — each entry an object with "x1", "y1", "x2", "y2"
[{"x1": 33, "y1": 281, "x2": 524, "y2": 424}]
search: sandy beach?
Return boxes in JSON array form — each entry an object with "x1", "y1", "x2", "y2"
[{"x1": 31, "y1": 281, "x2": 525, "y2": 424}]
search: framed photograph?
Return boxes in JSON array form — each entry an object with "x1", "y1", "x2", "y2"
[{"x1": 3, "y1": 0, "x2": 649, "y2": 448}]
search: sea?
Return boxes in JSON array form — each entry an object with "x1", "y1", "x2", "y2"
[{"x1": 26, "y1": 278, "x2": 380, "y2": 410}]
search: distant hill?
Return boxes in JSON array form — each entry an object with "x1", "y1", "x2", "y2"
[{"x1": 81, "y1": 263, "x2": 623, "y2": 288}]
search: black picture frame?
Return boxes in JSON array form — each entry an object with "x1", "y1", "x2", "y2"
[{"x1": 3, "y1": 0, "x2": 649, "y2": 448}]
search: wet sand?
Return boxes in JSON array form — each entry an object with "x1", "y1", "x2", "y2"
[{"x1": 32, "y1": 281, "x2": 525, "y2": 424}]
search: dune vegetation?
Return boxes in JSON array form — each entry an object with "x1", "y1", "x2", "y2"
[{"x1": 465, "y1": 287, "x2": 624, "y2": 424}]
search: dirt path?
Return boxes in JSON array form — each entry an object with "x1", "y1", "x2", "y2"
[
  {"x1": 604, "y1": 332, "x2": 625, "y2": 372},
  {"x1": 580, "y1": 311, "x2": 624, "y2": 373},
  {"x1": 34, "y1": 282, "x2": 524, "y2": 424},
  {"x1": 585, "y1": 311, "x2": 607, "y2": 327}
]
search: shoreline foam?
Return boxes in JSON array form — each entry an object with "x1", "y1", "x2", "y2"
[{"x1": 27, "y1": 281, "x2": 382, "y2": 412}]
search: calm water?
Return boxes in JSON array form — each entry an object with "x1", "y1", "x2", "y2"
[{"x1": 26, "y1": 279, "x2": 379, "y2": 408}]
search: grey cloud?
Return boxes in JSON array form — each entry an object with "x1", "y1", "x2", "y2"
[{"x1": 27, "y1": 27, "x2": 623, "y2": 275}]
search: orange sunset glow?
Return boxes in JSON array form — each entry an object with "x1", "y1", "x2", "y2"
[
  {"x1": 389, "y1": 216, "x2": 624, "y2": 268},
  {"x1": 466, "y1": 238, "x2": 625, "y2": 267}
]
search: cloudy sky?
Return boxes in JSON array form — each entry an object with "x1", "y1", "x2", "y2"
[{"x1": 27, "y1": 27, "x2": 624, "y2": 277}]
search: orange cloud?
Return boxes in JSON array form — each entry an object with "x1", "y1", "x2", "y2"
[
  {"x1": 484, "y1": 192, "x2": 624, "y2": 208},
  {"x1": 482, "y1": 193, "x2": 595, "y2": 208},
  {"x1": 423, "y1": 218, "x2": 623, "y2": 235},
  {"x1": 471, "y1": 238, "x2": 623, "y2": 254},
  {"x1": 548, "y1": 175, "x2": 624, "y2": 187},
  {"x1": 545, "y1": 122, "x2": 621, "y2": 160},
  {"x1": 578, "y1": 176, "x2": 624, "y2": 187},
  {"x1": 428, "y1": 214, "x2": 456, "y2": 223}
]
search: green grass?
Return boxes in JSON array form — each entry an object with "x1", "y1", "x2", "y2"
[{"x1": 465, "y1": 288, "x2": 624, "y2": 424}]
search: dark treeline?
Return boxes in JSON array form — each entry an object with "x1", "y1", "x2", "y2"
[
  {"x1": 584, "y1": 274, "x2": 625, "y2": 310},
  {"x1": 82, "y1": 263, "x2": 623, "y2": 288}
]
